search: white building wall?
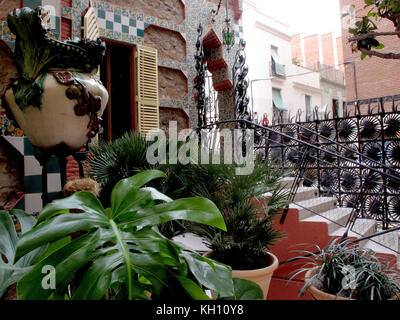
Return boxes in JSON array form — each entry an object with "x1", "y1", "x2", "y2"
[{"x1": 243, "y1": 1, "x2": 321, "y2": 123}]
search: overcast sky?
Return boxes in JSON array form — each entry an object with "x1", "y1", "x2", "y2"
[{"x1": 255, "y1": 0, "x2": 342, "y2": 37}]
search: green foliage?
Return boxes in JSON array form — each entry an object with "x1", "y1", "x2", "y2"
[
  {"x1": 88, "y1": 132, "x2": 195, "y2": 205},
  {"x1": 223, "y1": 278, "x2": 264, "y2": 300},
  {"x1": 88, "y1": 132, "x2": 154, "y2": 207},
  {"x1": 185, "y1": 161, "x2": 289, "y2": 270},
  {"x1": 88, "y1": 132, "x2": 289, "y2": 270},
  {"x1": 349, "y1": 0, "x2": 400, "y2": 59},
  {"x1": 87, "y1": 132, "x2": 211, "y2": 239},
  {"x1": 0, "y1": 210, "x2": 48, "y2": 298},
  {"x1": 14, "y1": 170, "x2": 237, "y2": 300},
  {"x1": 289, "y1": 239, "x2": 400, "y2": 300}
]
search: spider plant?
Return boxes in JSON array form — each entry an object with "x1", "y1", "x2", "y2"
[{"x1": 288, "y1": 239, "x2": 400, "y2": 300}]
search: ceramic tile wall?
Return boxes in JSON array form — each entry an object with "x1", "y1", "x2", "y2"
[{"x1": 0, "y1": 0, "x2": 245, "y2": 212}]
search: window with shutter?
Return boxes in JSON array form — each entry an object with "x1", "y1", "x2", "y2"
[
  {"x1": 136, "y1": 46, "x2": 160, "y2": 136},
  {"x1": 82, "y1": 6, "x2": 100, "y2": 41}
]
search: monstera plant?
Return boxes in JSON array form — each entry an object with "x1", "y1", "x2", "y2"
[
  {"x1": 4, "y1": 170, "x2": 261, "y2": 300},
  {"x1": 0, "y1": 209, "x2": 50, "y2": 300},
  {"x1": 1, "y1": 7, "x2": 108, "y2": 150}
]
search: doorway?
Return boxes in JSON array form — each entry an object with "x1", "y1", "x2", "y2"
[{"x1": 99, "y1": 41, "x2": 136, "y2": 141}]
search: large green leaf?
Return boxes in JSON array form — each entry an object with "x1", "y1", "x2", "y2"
[
  {"x1": 175, "y1": 276, "x2": 212, "y2": 300},
  {"x1": 37, "y1": 191, "x2": 106, "y2": 223},
  {"x1": 182, "y1": 251, "x2": 234, "y2": 298},
  {"x1": 16, "y1": 214, "x2": 106, "y2": 260},
  {"x1": 231, "y1": 278, "x2": 264, "y2": 300},
  {"x1": 0, "y1": 210, "x2": 43, "y2": 298},
  {"x1": 15, "y1": 170, "x2": 233, "y2": 300},
  {"x1": 121, "y1": 197, "x2": 227, "y2": 231},
  {"x1": 72, "y1": 253, "x2": 120, "y2": 300},
  {"x1": 17, "y1": 231, "x2": 102, "y2": 300},
  {"x1": 111, "y1": 170, "x2": 167, "y2": 216}
]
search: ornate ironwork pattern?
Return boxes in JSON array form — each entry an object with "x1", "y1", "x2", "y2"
[
  {"x1": 259, "y1": 95, "x2": 400, "y2": 229},
  {"x1": 194, "y1": 24, "x2": 207, "y2": 128},
  {"x1": 232, "y1": 39, "x2": 250, "y2": 124}
]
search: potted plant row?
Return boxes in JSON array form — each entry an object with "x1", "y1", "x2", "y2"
[
  {"x1": 86, "y1": 133, "x2": 290, "y2": 299},
  {"x1": 0, "y1": 170, "x2": 264, "y2": 300}
]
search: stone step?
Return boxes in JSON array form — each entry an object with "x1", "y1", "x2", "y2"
[
  {"x1": 263, "y1": 186, "x2": 318, "y2": 203},
  {"x1": 280, "y1": 177, "x2": 295, "y2": 189},
  {"x1": 290, "y1": 197, "x2": 337, "y2": 220},
  {"x1": 362, "y1": 231, "x2": 400, "y2": 268},
  {"x1": 292, "y1": 187, "x2": 319, "y2": 202},
  {"x1": 300, "y1": 207, "x2": 352, "y2": 234},
  {"x1": 330, "y1": 219, "x2": 377, "y2": 246}
]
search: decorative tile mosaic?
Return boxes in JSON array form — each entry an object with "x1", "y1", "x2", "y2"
[
  {"x1": 0, "y1": 111, "x2": 23, "y2": 137},
  {"x1": 0, "y1": 0, "x2": 245, "y2": 212}
]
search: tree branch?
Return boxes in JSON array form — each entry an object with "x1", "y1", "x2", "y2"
[
  {"x1": 358, "y1": 47, "x2": 400, "y2": 60},
  {"x1": 348, "y1": 31, "x2": 400, "y2": 42}
]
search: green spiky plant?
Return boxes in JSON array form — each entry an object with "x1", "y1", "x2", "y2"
[
  {"x1": 87, "y1": 132, "x2": 220, "y2": 239},
  {"x1": 185, "y1": 160, "x2": 289, "y2": 270},
  {"x1": 88, "y1": 132, "x2": 192, "y2": 204},
  {"x1": 87, "y1": 132, "x2": 154, "y2": 207},
  {"x1": 288, "y1": 239, "x2": 400, "y2": 300}
]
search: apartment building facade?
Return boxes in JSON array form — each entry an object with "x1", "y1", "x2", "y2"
[
  {"x1": 291, "y1": 32, "x2": 347, "y2": 119},
  {"x1": 243, "y1": 0, "x2": 322, "y2": 124}
]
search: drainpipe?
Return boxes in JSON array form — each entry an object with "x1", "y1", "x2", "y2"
[{"x1": 344, "y1": 60, "x2": 358, "y2": 100}]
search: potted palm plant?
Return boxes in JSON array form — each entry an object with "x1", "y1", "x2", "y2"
[
  {"x1": 184, "y1": 161, "x2": 289, "y2": 299},
  {"x1": 289, "y1": 239, "x2": 400, "y2": 300}
]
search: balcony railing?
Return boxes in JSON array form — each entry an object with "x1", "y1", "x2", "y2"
[{"x1": 316, "y1": 63, "x2": 345, "y2": 85}]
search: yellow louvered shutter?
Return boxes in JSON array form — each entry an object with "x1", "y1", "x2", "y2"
[
  {"x1": 136, "y1": 46, "x2": 159, "y2": 136},
  {"x1": 83, "y1": 7, "x2": 100, "y2": 41}
]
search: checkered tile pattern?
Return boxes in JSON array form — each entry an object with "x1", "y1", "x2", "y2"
[
  {"x1": 95, "y1": 8, "x2": 145, "y2": 38},
  {"x1": 23, "y1": 138, "x2": 62, "y2": 213},
  {"x1": 3, "y1": 137, "x2": 62, "y2": 213}
]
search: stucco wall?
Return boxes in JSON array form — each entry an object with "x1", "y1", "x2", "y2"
[
  {"x1": 159, "y1": 67, "x2": 187, "y2": 101},
  {"x1": 0, "y1": 0, "x2": 20, "y2": 20},
  {"x1": 101, "y1": 0, "x2": 185, "y2": 24},
  {"x1": 144, "y1": 26, "x2": 186, "y2": 62}
]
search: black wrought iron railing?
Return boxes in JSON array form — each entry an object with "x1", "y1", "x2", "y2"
[
  {"x1": 264, "y1": 97, "x2": 400, "y2": 230},
  {"x1": 193, "y1": 24, "x2": 400, "y2": 256}
]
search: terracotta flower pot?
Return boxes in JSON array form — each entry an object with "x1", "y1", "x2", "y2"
[
  {"x1": 304, "y1": 267, "x2": 400, "y2": 300},
  {"x1": 204, "y1": 251, "x2": 279, "y2": 300},
  {"x1": 5, "y1": 71, "x2": 108, "y2": 151}
]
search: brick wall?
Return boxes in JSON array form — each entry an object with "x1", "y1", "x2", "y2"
[
  {"x1": 336, "y1": 37, "x2": 344, "y2": 72},
  {"x1": 340, "y1": 0, "x2": 400, "y2": 103},
  {"x1": 291, "y1": 33, "x2": 303, "y2": 66},
  {"x1": 291, "y1": 33, "x2": 343, "y2": 70},
  {"x1": 304, "y1": 34, "x2": 320, "y2": 68},
  {"x1": 321, "y1": 33, "x2": 334, "y2": 67}
]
